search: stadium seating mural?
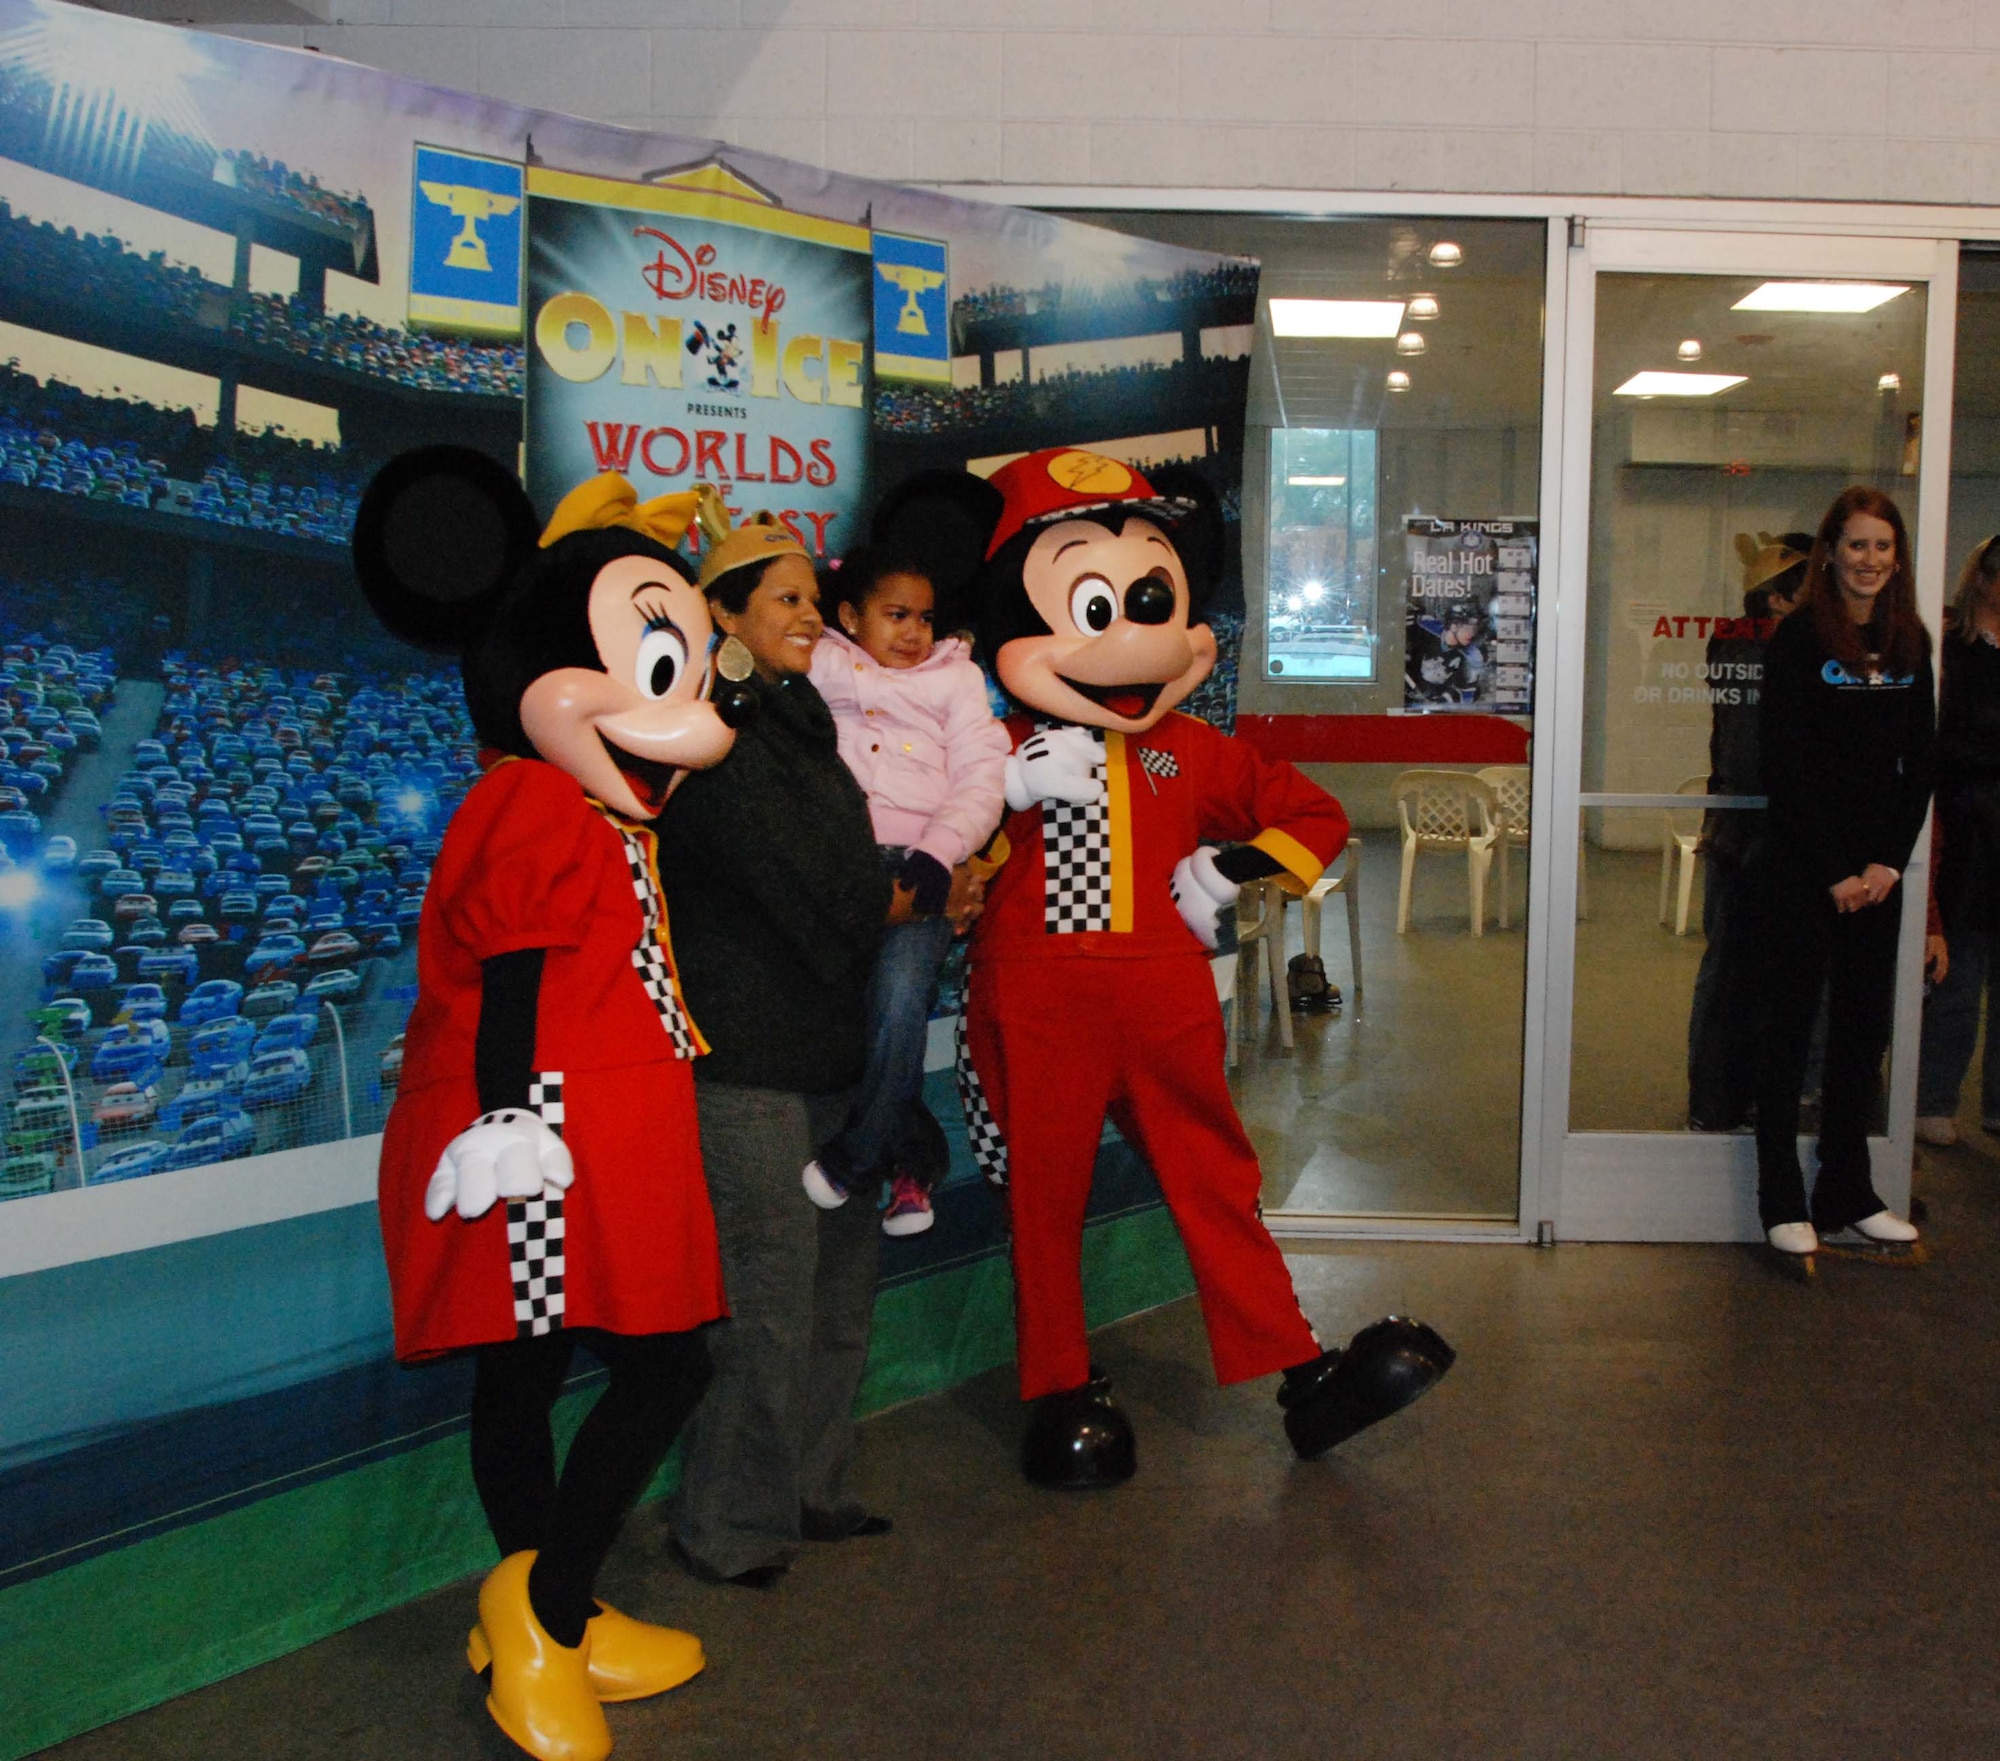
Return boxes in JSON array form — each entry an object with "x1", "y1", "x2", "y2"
[
  {"x1": 0, "y1": 67, "x2": 1255, "y2": 1208},
  {"x1": 0, "y1": 587, "x2": 470, "y2": 1201},
  {"x1": 0, "y1": 20, "x2": 1287, "y2": 1755},
  {"x1": 0, "y1": 205, "x2": 522, "y2": 401}
]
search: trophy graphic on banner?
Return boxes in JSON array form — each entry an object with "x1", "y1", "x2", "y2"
[
  {"x1": 877, "y1": 261, "x2": 947, "y2": 335},
  {"x1": 419, "y1": 179, "x2": 521, "y2": 274}
]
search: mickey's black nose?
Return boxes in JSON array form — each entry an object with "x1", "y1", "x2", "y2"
[{"x1": 1124, "y1": 576, "x2": 1175, "y2": 626}]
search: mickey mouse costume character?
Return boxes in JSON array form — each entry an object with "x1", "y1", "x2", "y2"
[
  {"x1": 353, "y1": 447, "x2": 755, "y2": 1761},
  {"x1": 875, "y1": 447, "x2": 1456, "y2": 1487}
]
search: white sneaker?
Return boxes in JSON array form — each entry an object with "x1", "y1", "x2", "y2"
[
  {"x1": 1850, "y1": 1209, "x2": 1919, "y2": 1243},
  {"x1": 1766, "y1": 1221, "x2": 1819, "y2": 1256},
  {"x1": 801, "y1": 1159, "x2": 850, "y2": 1210},
  {"x1": 1915, "y1": 1115, "x2": 1959, "y2": 1147}
]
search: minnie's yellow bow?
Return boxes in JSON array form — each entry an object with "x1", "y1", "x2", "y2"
[{"x1": 539, "y1": 473, "x2": 721, "y2": 552}]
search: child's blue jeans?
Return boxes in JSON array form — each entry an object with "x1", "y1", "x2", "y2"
[{"x1": 817, "y1": 850, "x2": 956, "y2": 1188}]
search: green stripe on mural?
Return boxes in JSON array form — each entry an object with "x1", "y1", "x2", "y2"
[{"x1": 0, "y1": 1208, "x2": 1191, "y2": 1760}]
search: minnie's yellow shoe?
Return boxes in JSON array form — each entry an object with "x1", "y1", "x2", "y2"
[
  {"x1": 471, "y1": 1601, "x2": 705, "y2": 1703},
  {"x1": 475, "y1": 1551, "x2": 612, "y2": 1761}
]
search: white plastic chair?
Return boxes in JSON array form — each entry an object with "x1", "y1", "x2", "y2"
[
  {"x1": 1299, "y1": 836, "x2": 1363, "y2": 1015},
  {"x1": 1476, "y1": 765, "x2": 1532, "y2": 930},
  {"x1": 1658, "y1": 775, "x2": 1707, "y2": 936},
  {"x1": 1226, "y1": 878, "x2": 1293, "y2": 1068},
  {"x1": 1392, "y1": 769, "x2": 1500, "y2": 937},
  {"x1": 1266, "y1": 837, "x2": 1366, "y2": 1017}
]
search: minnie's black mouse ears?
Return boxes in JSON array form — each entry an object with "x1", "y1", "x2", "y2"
[
  {"x1": 351, "y1": 445, "x2": 541, "y2": 653},
  {"x1": 871, "y1": 469, "x2": 1004, "y2": 605}
]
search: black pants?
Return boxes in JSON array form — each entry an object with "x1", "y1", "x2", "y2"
[
  {"x1": 1688, "y1": 849, "x2": 1759, "y2": 1129},
  {"x1": 470, "y1": 1327, "x2": 711, "y2": 1647},
  {"x1": 1751, "y1": 863, "x2": 1899, "y2": 1231}
]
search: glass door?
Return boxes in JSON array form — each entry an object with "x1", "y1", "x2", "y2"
[{"x1": 1537, "y1": 228, "x2": 1958, "y2": 1241}]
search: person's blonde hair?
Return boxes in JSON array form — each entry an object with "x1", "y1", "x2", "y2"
[{"x1": 1948, "y1": 534, "x2": 2000, "y2": 642}]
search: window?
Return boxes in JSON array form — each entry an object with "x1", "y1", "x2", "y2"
[{"x1": 1265, "y1": 428, "x2": 1377, "y2": 680}]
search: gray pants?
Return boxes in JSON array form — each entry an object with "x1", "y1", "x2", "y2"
[{"x1": 670, "y1": 1081, "x2": 882, "y2": 1578}]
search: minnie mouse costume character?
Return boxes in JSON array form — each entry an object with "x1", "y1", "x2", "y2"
[
  {"x1": 876, "y1": 447, "x2": 1456, "y2": 1488},
  {"x1": 353, "y1": 447, "x2": 755, "y2": 1761}
]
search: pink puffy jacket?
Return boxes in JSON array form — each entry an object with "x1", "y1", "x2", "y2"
[{"x1": 809, "y1": 626, "x2": 1010, "y2": 870}]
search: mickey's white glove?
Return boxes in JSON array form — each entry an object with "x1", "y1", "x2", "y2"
[
  {"x1": 1004, "y1": 725, "x2": 1104, "y2": 811},
  {"x1": 1169, "y1": 845, "x2": 1240, "y2": 951},
  {"x1": 424, "y1": 1109, "x2": 574, "y2": 1222}
]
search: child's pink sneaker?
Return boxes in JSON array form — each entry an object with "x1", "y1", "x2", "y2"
[{"x1": 881, "y1": 1173, "x2": 934, "y2": 1237}]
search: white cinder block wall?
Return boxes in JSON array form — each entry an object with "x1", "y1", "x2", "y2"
[{"x1": 202, "y1": 0, "x2": 2000, "y2": 206}]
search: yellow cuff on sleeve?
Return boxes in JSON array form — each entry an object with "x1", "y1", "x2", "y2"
[
  {"x1": 968, "y1": 831, "x2": 1011, "y2": 880},
  {"x1": 1250, "y1": 826, "x2": 1326, "y2": 896}
]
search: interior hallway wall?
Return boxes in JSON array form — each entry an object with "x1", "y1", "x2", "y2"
[{"x1": 205, "y1": 3, "x2": 2000, "y2": 209}]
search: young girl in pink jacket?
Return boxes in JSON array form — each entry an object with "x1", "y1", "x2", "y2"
[{"x1": 804, "y1": 549, "x2": 1010, "y2": 1233}]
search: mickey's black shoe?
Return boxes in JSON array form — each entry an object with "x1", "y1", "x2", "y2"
[
  {"x1": 1021, "y1": 1369, "x2": 1136, "y2": 1489},
  {"x1": 1279, "y1": 1318, "x2": 1456, "y2": 1460}
]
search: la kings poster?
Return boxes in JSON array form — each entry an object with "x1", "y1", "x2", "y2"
[{"x1": 1402, "y1": 518, "x2": 1537, "y2": 713}]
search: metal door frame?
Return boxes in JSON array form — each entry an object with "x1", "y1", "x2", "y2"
[{"x1": 1527, "y1": 225, "x2": 1959, "y2": 1242}]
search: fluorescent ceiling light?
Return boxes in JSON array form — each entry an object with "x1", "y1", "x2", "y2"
[
  {"x1": 1287, "y1": 475, "x2": 1347, "y2": 486},
  {"x1": 1613, "y1": 371, "x2": 1746, "y2": 398},
  {"x1": 1269, "y1": 298, "x2": 1406, "y2": 338},
  {"x1": 1732, "y1": 282, "x2": 1910, "y2": 313}
]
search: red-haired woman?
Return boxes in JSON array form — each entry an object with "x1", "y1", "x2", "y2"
[{"x1": 1753, "y1": 486, "x2": 1935, "y2": 1261}]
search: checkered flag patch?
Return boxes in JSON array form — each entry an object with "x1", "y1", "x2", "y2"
[
  {"x1": 610, "y1": 820, "x2": 700, "y2": 1060},
  {"x1": 1041, "y1": 727, "x2": 1110, "y2": 934},
  {"x1": 954, "y1": 1009, "x2": 1008, "y2": 1187},
  {"x1": 1134, "y1": 745, "x2": 1179, "y2": 780},
  {"x1": 508, "y1": 1071, "x2": 566, "y2": 1337}
]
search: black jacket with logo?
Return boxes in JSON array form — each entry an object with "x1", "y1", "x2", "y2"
[{"x1": 1759, "y1": 607, "x2": 1936, "y2": 893}]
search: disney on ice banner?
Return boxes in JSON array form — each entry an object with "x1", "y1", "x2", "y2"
[
  {"x1": 525, "y1": 164, "x2": 872, "y2": 558},
  {"x1": 1401, "y1": 518, "x2": 1537, "y2": 714}
]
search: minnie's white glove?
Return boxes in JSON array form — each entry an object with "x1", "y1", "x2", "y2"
[
  {"x1": 1004, "y1": 725, "x2": 1105, "y2": 811},
  {"x1": 1169, "y1": 845, "x2": 1240, "y2": 950},
  {"x1": 424, "y1": 1109, "x2": 574, "y2": 1222}
]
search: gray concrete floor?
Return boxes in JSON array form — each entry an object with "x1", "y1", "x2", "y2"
[
  {"x1": 1233, "y1": 834, "x2": 1527, "y2": 1221},
  {"x1": 41, "y1": 1126, "x2": 2000, "y2": 1760}
]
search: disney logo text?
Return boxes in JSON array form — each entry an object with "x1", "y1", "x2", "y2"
[{"x1": 634, "y1": 227, "x2": 787, "y2": 324}]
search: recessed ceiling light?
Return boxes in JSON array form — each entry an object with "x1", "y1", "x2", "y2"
[
  {"x1": 1268, "y1": 298, "x2": 1406, "y2": 338},
  {"x1": 1677, "y1": 338, "x2": 1703, "y2": 361},
  {"x1": 1406, "y1": 293, "x2": 1440, "y2": 320},
  {"x1": 1287, "y1": 475, "x2": 1347, "y2": 486},
  {"x1": 1386, "y1": 369, "x2": 1411, "y2": 392},
  {"x1": 1428, "y1": 241, "x2": 1463, "y2": 268},
  {"x1": 1732, "y1": 282, "x2": 1910, "y2": 313},
  {"x1": 1878, "y1": 371, "x2": 1902, "y2": 391},
  {"x1": 1395, "y1": 331, "x2": 1427, "y2": 356},
  {"x1": 1613, "y1": 371, "x2": 1747, "y2": 397}
]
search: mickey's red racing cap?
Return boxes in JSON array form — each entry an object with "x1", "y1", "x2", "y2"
[{"x1": 983, "y1": 447, "x2": 1200, "y2": 559}]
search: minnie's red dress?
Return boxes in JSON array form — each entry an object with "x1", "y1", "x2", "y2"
[{"x1": 379, "y1": 758, "x2": 725, "y2": 1361}]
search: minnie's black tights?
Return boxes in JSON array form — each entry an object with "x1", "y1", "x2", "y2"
[{"x1": 470, "y1": 1327, "x2": 711, "y2": 1647}]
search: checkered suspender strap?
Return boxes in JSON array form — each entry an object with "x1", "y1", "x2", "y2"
[
  {"x1": 507, "y1": 1073, "x2": 566, "y2": 1337},
  {"x1": 1041, "y1": 725, "x2": 1111, "y2": 934},
  {"x1": 604, "y1": 814, "x2": 701, "y2": 1061},
  {"x1": 953, "y1": 1006, "x2": 1008, "y2": 1187}
]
